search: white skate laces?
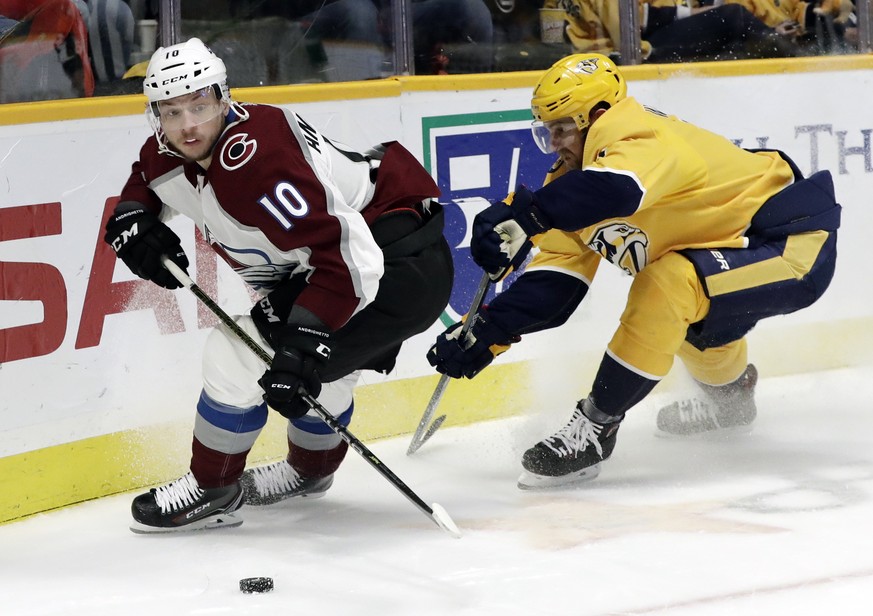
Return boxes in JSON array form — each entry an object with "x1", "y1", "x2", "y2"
[
  {"x1": 676, "y1": 398, "x2": 721, "y2": 428},
  {"x1": 246, "y1": 460, "x2": 302, "y2": 498},
  {"x1": 518, "y1": 402, "x2": 622, "y2": 489},
  {"x1": 152, "y1": 473, "x2": 204, "y2": 514},
  {"x1": 656, "y1": 365, "x2": 758, "y2": 436},
  {"x1": 543, "y1": 408, "x2": 604, "y2": 459}
]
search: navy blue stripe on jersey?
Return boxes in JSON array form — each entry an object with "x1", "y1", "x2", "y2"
[
  {"x1": 196, "y1": 392, "x2": 269, "y2": 433},
  {"x1": 291, "y1": 404, "x2": 354, "y2": 435},
  {"x1": 486, "y1": 270, "x2": 589, "y2": 337},
  {"x1": 534, "y1": 168, "x2": 643, "y2": 232}
]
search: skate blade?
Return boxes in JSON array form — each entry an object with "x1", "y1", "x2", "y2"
[
  {"x1": 244, "y1": 489, "x2": 329, "y2": 507},
  {"x1": 129, "y1": 511, "x2": 243, "y2": 534},
  {"x1": 653, "y1": 423, "x2": 754, "y2": 440},
  {"x1": 517, "y1": 464, "x2": 602, "y2": 490}
]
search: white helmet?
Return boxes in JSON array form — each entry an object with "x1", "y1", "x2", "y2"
[
  {"x1": 143, "y1": 38, "x2": 229, "y2": 104},
  {"x1": 142, "y1": 38, "x2": 248, "y2": 157}
]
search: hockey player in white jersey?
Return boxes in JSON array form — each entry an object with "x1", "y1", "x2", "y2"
[{"x1": 104, "y1": 38, "x2": 453, "y2": 532}]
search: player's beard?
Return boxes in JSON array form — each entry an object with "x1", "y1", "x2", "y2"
[
  {"x1": 558, "y1": 128, "x2": 588, "y2": 170},
  {"x1": 559, "y1": 149, "x2": 581, "y2": 170},
  {"x1": 165, "y1": 116, "x2": 224, "y2": 164},
  {"x1": 167, "y1": 132, "x2": 219, "y2": 163}
]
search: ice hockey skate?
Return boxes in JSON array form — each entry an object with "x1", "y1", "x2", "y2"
[
  {"x1": 130, "y1": 472, "x2": 243, "y2": 533},
  {"x1": 518, "y1": 399, "x2": 622, "y2": 490},
  {"x1": 656, "y1": 364, "x2": 758, "y2": 437},
  {"x1": 240, "y1": 459, "x2": 333, "y2": 506}
]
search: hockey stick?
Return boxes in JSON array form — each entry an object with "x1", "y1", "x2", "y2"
[
  {"x1": 406, "y1": 271, "x2": 491, "y2": 455},
  {"x1": 160, "y1": 257, "x2": 461, "y2": 538}
]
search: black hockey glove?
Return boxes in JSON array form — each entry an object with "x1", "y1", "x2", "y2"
[
  {"x1": 470, "y1": 186, "x2": 550, "y2": 278},
  {"x1": 104, "y1": 203, "x2": 189, "y2": 289},
  {"x1": 259, "y1": 324, "x2": 333, "y2": 420},
  {"x1": 427, "y1": 307, "x2": 519, "y2": 379}
]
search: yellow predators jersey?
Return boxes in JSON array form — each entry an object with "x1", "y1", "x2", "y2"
[{"x1": 528, "y1": 97, "x2": 796, "y2": 284}]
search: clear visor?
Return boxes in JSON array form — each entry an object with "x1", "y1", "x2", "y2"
[
  {"x1": 531, "y1": 119, "x2": 579, "y2": 154},
  {"x1": 151, "y1": 87, "x2": 224, "y2": 132}
]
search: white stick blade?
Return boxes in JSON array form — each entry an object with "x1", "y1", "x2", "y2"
[{"x1": 430, "y1": 502, "x2": 462, "y2": 538}]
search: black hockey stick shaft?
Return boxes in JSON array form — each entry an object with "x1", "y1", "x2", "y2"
[
  {"x1": 407, "y1": 270, "x2": 491, "y2": 455},
  {"x1": 159, "y1": 257, "x2": 451, "y2": 533}
]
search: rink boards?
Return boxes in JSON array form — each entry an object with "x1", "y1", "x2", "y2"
[{"x1": 1, "y1": 56, "x2": 872, "y2": 524}]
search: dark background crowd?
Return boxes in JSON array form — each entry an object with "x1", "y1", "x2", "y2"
[{"x1": 0, "y1": 0, "x2": 864, "y2": 103}]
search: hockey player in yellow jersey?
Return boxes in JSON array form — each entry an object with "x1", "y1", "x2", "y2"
[{"x1": 427, "y1": 53, "x2": 840, "y2": 489}]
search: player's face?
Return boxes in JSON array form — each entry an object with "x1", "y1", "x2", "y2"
[
  {"x1": 157, "y1": 88, "x2": 228, "y2": 164},
  {"x1": 532, "y1": 118, "x2": 585, "y2": 169}
]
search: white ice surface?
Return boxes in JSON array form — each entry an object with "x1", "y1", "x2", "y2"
[{"x1": 2, "y1": 366, "x2": 873, "y2": 615}]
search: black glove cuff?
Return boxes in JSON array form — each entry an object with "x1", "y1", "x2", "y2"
[
  {"x1": 470, "y1": 307, "x2": 516, "y2": 347},
  {"x1": 104, "y1": 207, "x2": 155, "y2": 255},
  {"x1": 275, "y1": 324, "x2": 333, "y2": 365},
  {"x1": 515, "y1": 202, "x2": 551, "y2": 236},
  {"x1": 510, "y1": 187, "x2": 552, "y2": 236}
]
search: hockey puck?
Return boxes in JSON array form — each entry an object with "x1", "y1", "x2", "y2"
[{"x1": 239, "y1": 577, "x2": 274, "y2": 593}]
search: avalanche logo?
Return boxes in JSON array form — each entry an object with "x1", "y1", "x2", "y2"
[
  {"x1": 220, "y1": 133, "x2": 257, "y2": 171},
  {"x1": 588, "y1": 221, "x2": 649, "y2": 276}
]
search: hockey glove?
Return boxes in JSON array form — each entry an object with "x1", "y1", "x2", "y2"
[
  {"x1": 259, "y1": 324, "x2": 333, "y2": 420},
  {"x1": 104, "y1": 203, "x2": 189, "y2": 289},
  {"x1": 470, "y1": 186, "x2": 550, "y2": 279},
  {"x1": 427, "y1": 307, "x2": 519, "y2": 379},
  {"x1": 249, "y1": 276, "x2": 308, "y2": 346}
]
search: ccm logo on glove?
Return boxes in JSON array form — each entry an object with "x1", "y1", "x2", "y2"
[
  {"x1": 259, "y1": 324, "x2": 334, "y2": 420},
  {"x1": 104, "y1": 204, "x2": 190, "y2": 290}
]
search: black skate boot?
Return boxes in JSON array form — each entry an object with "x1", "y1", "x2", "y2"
[
  {"x1": 240, "y1": 459, "x2": 333, "y2": 506},
  {"x1": 130, "y1": 472, "x2": 243, "y2": 534},
  {"x1": 518, "y1": 398, "x2": 622, "y2": 489},
  {"x1": 656, "y1": 364, "x2": 758, "y2": 437}
]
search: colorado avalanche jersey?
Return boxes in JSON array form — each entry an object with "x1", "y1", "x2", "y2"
[{"x1": 119, "y1": 104, "x2": 438, "y2": 331}]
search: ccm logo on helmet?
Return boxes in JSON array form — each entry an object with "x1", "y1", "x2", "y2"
[{"x1": 162, "y1": 75, "x2": 188, "y2": 85}]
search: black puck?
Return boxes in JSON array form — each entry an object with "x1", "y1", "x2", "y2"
[{"x1": 239, "y1": 577, "x2": 274, "y2": 593}]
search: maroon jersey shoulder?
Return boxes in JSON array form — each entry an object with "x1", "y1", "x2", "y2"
[
  {"x1": 364, "y1": 141, "x2": 440, "y2": 223},
  {"x1": 207, "y1": 105, "x2": 331, "y2": 252}
]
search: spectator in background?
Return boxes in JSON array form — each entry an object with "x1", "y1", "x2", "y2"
[
  {"x1": 239, "y1": 0, "x2": 494, "y2": 75},
  {"x1": 83, "y1": 0, "x2": 136, "y2": 93},
  {"x1": 489, "y1": 0, "x2": 542, "y2": 44},
  {"x1": 643, "y1": 1, "x2": 803, "y2": 62},
  {"x1": 71, "y1": 0, "x2": 88, "y2": 21},
  {"x1": 408, "y1": 0, "x2": 495, "y2": 74},
  {"x1": 543, "y1": 0, "x2": 801, "y2": 62},
  {"x1": 232, "y1": 0, "x2": 387, "y2": 80},
  {"x1": 253, "y1": 0, "x2": 384, "y2": 50},
  {"x1": 724, "y1": 0, "x2": 857, "y2": 54},
  {"x1": 0, "y1": 0, "x2": 94, "y2": 101},
  {"x1": 372, "y1": 0, "x2": 494, "y2": 74}
]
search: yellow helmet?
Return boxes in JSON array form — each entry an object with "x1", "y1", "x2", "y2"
[{"x1": 531, "y1": 53, "x2": 627, "y2": 132}]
